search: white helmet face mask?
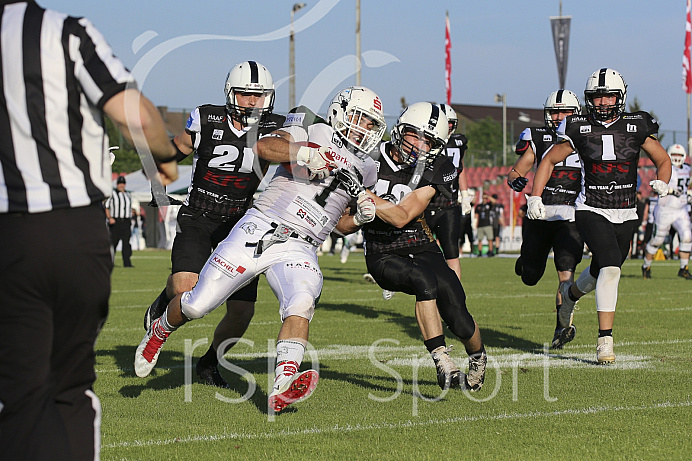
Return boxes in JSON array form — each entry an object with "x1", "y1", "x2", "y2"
[
  {"x1": 224, "y1": 61, "x2": 275, "y2": 126},
  {"x1": 667, "y1": 143, "x2": 687, "y2": 168},
  {"x1": 439, "y1": 103, "x2": 458, "y2": 139},
  {"x1": 584, "y1": 68, "x2": 627, "y2": 122},
  {"x1": 544, "y1": 89, "x2": 581, "y2": 129},
  {"x1": 391, "y1": 102, "x2": 449, "y2": 167},
  {"x1": 327, "y1": 86, "x2": 386, "y2": 156}
]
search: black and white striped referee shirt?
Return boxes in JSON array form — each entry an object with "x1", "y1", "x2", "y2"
[
  {"x1": 105, "y1": 189, "x2": 133, "y2": 219},
  {"x1": 0, "y1": 0, "x2": 135, "y2": 214}
]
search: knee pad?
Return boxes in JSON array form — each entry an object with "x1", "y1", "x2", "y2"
[
  {"x1": 180, "y1": 292, "x2": 211, "y2": 320},
  {"x1": 595, "y1": 266, "x2": 620, "y2": 312},
  {"x1": 281, "y1": 293, "x2": 315, "y2": 322},
  {"x1": 679, "y1": 229, "x2": 692, "y2": 253},
  {"x1": 646, "y1": 234, "x2": 666, "y2": 254},
  {"x1": 575, "y1": 267, "x2": 597, "y2": 295}
]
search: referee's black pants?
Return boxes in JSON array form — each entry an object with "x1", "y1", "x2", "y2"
[
  {"x1": 109, "y1": 217, "x2": 133, "y2": 266},
  {"x1": 0, "y1": 204, "x2": 111, "y2": 461}
]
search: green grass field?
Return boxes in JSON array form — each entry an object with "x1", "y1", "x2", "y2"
[{"x1": 101, "y1": 250, "x2": 692, "y2": 460}]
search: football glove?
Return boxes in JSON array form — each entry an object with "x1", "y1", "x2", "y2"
[
  {"x1": 687, "y1": 189, "x2": 692, "y2": 204},
  {"x1": 649, "y1": 179, "x2": 669, "y2": 197},
  {"x1": 508, "y1": 176, "x2": 529, "y2": 192},
  {"x1": 335, "y1": 168, "x2": 365, "y2": 198},
  {"x1": 296, "y1": 145, "x2": 337, "y2": 180},
  {"x1": 354, "y1": 192, "x2": 376, "y2": 226},
  {"x1": 526, "y1": 195, "x2": 545, "y2": 220},
  {"x1": 459, "y1": 190, "x2": 473, "y2": 215}
]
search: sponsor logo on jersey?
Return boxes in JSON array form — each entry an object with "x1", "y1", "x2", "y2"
[
  {"x1": 543, "y1": 135, "x2": 553, "y2": 142},
  {"x1": 212, "y1": 129, "x2": 224, "y2": 140},
  {"x1": 285, "y1": 113, "x2": 305, "y2": 126},
  {"x1": 240, "y1": 222, "x2": 258, "y2": 235},
  {"x1": 454, "y1": 138, "x2": 465, "y2": 147},
  {"x1": 331, "y1": 132, "x2": 344, "y2": 148},
  {"x1": 210, "y1": 253, "x2": 245, "y2": 278},
  {"x1": 627, "y1": 124, "x2": 637, "y2": 133},
  {"x1": 443, "y1": 171, "x2": 457, "y2": 183},
  {"x1": 591, "y1": 162, "x2": 630, "y2": 174},
  {"x1": 623, "y1": 114, "x2": 643, "y2": 120},
  {"x1": 580, "y1": 125, "x2": 591, "y2": 133},
  {"x1": 208, "y1": 114, "x2": 226, "y2": 123},
  {"x1": 331, "y1": 150, "x2": 352, "y2": 169}
]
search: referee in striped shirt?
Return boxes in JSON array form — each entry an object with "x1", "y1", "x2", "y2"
[
  {"x1": 0, "y1": 2, "x2": 178, "y2": 460},
  {"x1": 105, "y1": 176, "x2": 136, "y2": 267}
]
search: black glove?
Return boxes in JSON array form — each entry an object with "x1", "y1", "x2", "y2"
[
  {"x1": 508, "y1": 176, "x2": 529, "y2": 192},
  {"x1": 335, "y1": 168, "x2": 365, "y2": 198}
]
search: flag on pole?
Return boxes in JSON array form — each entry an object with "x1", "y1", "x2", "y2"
[
  {"x1": 445, "y1": 12, "x2": 452, "y2": 105},
  {"x1": 684, "y1": 0, "x2": 692, "y2": 93}
]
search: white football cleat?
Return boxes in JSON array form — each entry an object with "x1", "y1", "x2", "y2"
[
  {"x1": 382, "y1": 289, "x2": 395, "y2": 300},
  {"x1": 597, "y1": 336, "x2": 615, "y2": 364},
  {"x1": 363, "y1": 273, "x2": 377, "y2": 284},
  {"x1": 268, "y1": 369, "x2": 319, "y2": 414},
  {"x1": 134, "y1": 318, "x2": 170, "y2": 377}
]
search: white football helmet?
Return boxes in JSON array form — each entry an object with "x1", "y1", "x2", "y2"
[
  {"x1": 667, "y1": 143, "x2": 687, "y2": 168},
  {"x1": 584, "y1": 68, "x2": 627, "y2": 122},
  {"x1": 544, "y1": 90, "x2": 581, "y2": 129},
  {"x1": 439, "y1": 103, "x2": 458, "y2": 139},
  {"x1": 327, "y1": 86, "x2": 386, "y2": 155},
  {"x1": 224, "y1": 61, "x2": 275, "y2": 125},
  {"x1": 391, "y1": 102, "x2": 449, "y2": 166}
]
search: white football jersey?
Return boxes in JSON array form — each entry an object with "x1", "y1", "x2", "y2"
[
  {"x1": 253, "y1": 108, "x2": 377, "y2": 243},
  {"x1": 657, "y1": 164, "x2": 691, "y2": 210}
]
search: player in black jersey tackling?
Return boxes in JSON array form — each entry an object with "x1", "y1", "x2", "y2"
[
  {"x1": 506, "y1": 89, "x2": 584, "y2": 349},
  {"x1": 361, "y1": 102, "x2": 487, "y2": 391},
  {"x1": 529, "y1": 68, "x2": 671, "y2": 364},
  {"x1": 142, "y1": 61, "x2": 285, "y2": 387}
]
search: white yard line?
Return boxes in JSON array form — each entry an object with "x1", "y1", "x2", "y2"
[{"x1": 102, "y1": 400, "x2": 692, "y2": 449}]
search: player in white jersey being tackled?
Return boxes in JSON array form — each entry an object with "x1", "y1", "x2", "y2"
[
  {"x1": 529, "y1": 68, "x2": 671, "y2": 364},
  {"x1": 641, "y1": 143, "x2": 692, "y2": 279},
  {"x1": 134, "y1": 86, "x2": 387, "y2": 414},
  {"x1": 142, "y1": 61, "x2": 285, "y2": 389},
  {"x1": 361, "y1": 102, "x2": 487, "y2": 391},
  {"x1": 506, "y1": 90, "x2": 584, "y2": 350}
]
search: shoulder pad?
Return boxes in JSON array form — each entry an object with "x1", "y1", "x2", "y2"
[
  {"x1": 423, "y1": 156, "x2": 457, "y2": 199},
  {"x1": 515, "y1": 139, "x2": 530, "y2": 155},
  {"x1": 197, "y1": 105, "x2": 228, "y2": 125}
]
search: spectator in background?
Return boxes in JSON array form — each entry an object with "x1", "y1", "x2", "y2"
[
  {"x1": 459, "y1": 189, "x2": 476, "y2": 257},
  {"x1": 0, "y1": 1, "x2": 177, "y2": 459},
  {"x1": 475, "y1": 193, "x2": 494, "y2": 256},
  {"x1": 105, "y1": 175, "x2": 137, "y2": 267},
  {"x1": 490, "y1": 193, "x2": 504, "y2": 255}
]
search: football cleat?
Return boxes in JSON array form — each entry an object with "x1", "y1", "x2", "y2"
[
  {"x1": 363, "y1": 273, "x2": 377, "y2": 284},
  {"x1": 641, "y1": 265, "x2": 651, "y2": 279},
  {"x1": 558, "y1": 282, "x2": 577, "y2": 329},
  {"x1": 678, "y1": 266, "x2": 692, "y2": 280},
  {"x1": 382, "y1": 289, "x2": 395, "y2": 300},
  {"x1": 430, "y1": 346, "x2": 463, "y2": 390},
  {"x1": 134, "y1": 318, "x2": 170, "y2": 377},
  {"x1": 196, "y1": 360, "x2": 230, "y2": 389},
  {"x1": 268, "y1": 369, "x2": 319, "y2": 414},
  {"x1": 596, "y1": 335, "x2": 615, "y2": 364},
  {"x1": 466, "y1": 350, "x2": 487, "y2": 392},
  {"x1": 143, "y1": 292, "x2": 167, "y2": 331},
  {"x1": 550, "y1": 325, "x2": 577, "y2": 349}
]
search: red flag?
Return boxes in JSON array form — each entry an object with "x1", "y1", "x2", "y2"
[
  {"x1": 684, "y1": 0, "x2": 692, "y2": 93},
  {"x1": 445, "y1": 12, "x2": 452, "y2": 105}
]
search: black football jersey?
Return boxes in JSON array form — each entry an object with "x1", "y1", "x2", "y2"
[
  {"x1": 519, "y1": 126, "x2": 581, "y2": 206},
  {"x1": 363, "y1": 142, "x2": 457, "y2": 254},
  {"x1": 428, "y1": 133, "x2": 468, "y2": 209},
  {"x1": 560, "y1": 111, "x2": 658, "y2": 209},
  {"x1": 185, "y1": 105, "x2": 285, "y2": 216}
]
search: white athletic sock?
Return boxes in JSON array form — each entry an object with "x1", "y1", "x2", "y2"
[
  {"x1": 681, "y1": 258, "x2": 689, "y2": 269},
  {"x1": 642, "y1": 258, "x2": 652, "y2": 269},
  {"x1": 274, "y1": 340, "x2": 305, "y2": 383},
  {"x1": 595, "y1": 266, "x2": 620, "y2": 312}
]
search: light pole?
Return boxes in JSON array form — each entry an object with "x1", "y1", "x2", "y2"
[
  {"x1": 289, "y1": 3, "x2": 306, "y2": 111},
  {"x1": 494, "y1": 93, "x2": 507, "y2": 166}
]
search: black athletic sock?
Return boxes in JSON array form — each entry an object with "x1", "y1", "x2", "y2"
[
  {"x1": 555, "y1": 305, "x2": 562, "y2": 330},
  {"x1": 424, "y1": 335, "x2": 446, "y2": 353},
  {"x1": 467, "y1": 344, "x2": 486, "y2": 358},
  {"x1": 567, "y1": 288, "x2": 580, "y2": 303},
  {"x1": 198, "y1": 345, "x2": 219, "y2": 367},
  {"x1": 598, "y1": 329, "x2": 613, "y2": 338},
  {"x1": 154, "y1": 287, "x2": 171, "y2": 309}
]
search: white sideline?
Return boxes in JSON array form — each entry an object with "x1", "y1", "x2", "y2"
[{"x1": 103, "y1": 400, "x2": 692, "y2": 449}]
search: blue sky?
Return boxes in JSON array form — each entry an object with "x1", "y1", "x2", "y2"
[{"x1": 41, "y1": 0, "x2": 691, "y2": 142}]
